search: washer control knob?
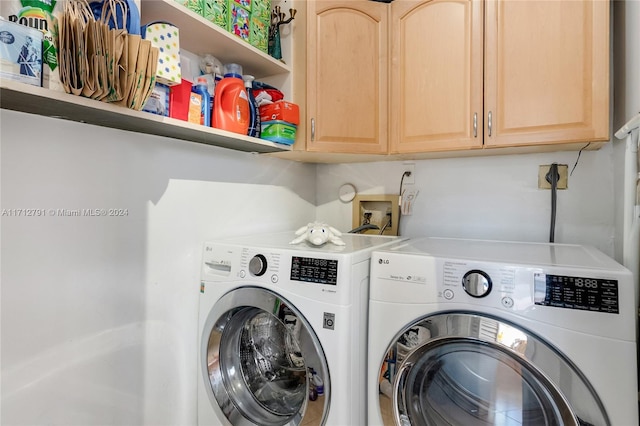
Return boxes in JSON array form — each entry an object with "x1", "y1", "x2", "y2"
[
  {"x1": 462, "y1": 270, "x2": 492, "y2": 298},
  {"x1": 249, "y1": 254, "x2": 268, "y2": 276}
]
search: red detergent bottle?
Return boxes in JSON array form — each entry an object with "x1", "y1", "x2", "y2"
[{"x1": 212, "y1": 63, "x2": 249, "y2": 135}]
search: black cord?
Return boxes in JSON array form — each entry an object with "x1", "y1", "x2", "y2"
[
  {"x1": 548, "y1": 163, "x2": 559, "y2": 243},
  {"x1": 570, "y1": 143, "x2": 591, "y2": 176},
  {"x1": 397, "y1": 171, "x2": 411, "y2": 236}
]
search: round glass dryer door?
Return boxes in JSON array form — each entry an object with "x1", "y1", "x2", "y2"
[
  {"x1": 377, "y1": 312, "x2": 608, "y2": 426},
  {"x1": 201, "y1": 286, "x2": 329, "y2": 426}
]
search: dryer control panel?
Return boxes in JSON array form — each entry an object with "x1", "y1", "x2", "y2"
[
  {"x1": 441, "y1": 260, "x2": 619, "y2": 314},
  {"x1": 533, "y1": 273, "x2": 619, "y2": 314}
]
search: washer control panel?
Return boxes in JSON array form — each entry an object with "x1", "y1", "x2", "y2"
[{"x1": 290, "y1": 256, "x2": 338, "y2": 285}]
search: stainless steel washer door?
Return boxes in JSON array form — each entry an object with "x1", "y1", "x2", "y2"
[
  {"x1": 377, "y1": 312, "x2": 608, "y2": 426},
  {"x1": 201, "y1": 286, "x2": 329, "y2": 426}
]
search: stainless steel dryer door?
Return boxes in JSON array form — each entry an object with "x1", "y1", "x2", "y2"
[
  {"x1": 201, "y1": 286, "x2": 329, "y2": 426},
  {"x1": 379, "y1": 312, "x2": 609, "y2": 426}
]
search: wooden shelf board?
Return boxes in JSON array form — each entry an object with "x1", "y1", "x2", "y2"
[{"x1": 0, "y1": 80, "x2": 291, "y2": 154}]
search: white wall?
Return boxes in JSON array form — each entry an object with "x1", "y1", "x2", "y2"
[
  {"x1": 0, "y1": 110, "x2": 316, "y2": 425},
  {"x1": 613, "y1": 0, "x2": 640, "y2": 290},
  {"x1": 317, "y1": 147, "x2": 617, "y2": 257}
]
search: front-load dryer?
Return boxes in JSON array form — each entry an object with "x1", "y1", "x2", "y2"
[
  {"x1": 367, "y1": 237, "x2": 637, "y2": 426},
  {"x1": 198, "y1": 231, "x2": 403, "y2": 426}
]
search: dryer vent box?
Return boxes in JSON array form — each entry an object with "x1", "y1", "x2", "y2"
[{"x1": 352, "y1": 194, "x2": 399, "y2": 236}]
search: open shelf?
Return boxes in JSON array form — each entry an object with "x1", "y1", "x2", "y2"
[
  {"x1": 0, "y1": 0, "x2": 294, "y2": 154},
  {"x1": 140, "y1": 0, "x2": 290, "y2": 79},
  {"x1": 0, "y1": 80, "x2": 291, "y2": 153}
]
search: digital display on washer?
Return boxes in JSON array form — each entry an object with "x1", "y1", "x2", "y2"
[
  {"x1": 291, "y1": 257, "x2": 338, "y2": 285},
  {"x1": 534, "y1": 273, "x2": 619, "y2": 314}
]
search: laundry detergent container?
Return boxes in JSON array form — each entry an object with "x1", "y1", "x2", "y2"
[{"x1": 212, "y1": 63, "x2": 249, "y2": 135}]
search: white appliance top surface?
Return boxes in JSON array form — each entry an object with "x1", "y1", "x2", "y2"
[
  {"x1": 387, "y1": 237, "x2": 627, "y2": 271},
  {"x1": 212, "y1": 230, "x2": 402, "y2": 255}
]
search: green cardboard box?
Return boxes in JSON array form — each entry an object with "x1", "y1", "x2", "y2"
[
  {"x1": 175, "y1": 0, "x2": 205, "y2": 16},
  {"x1": 251, "y1": 0, "x2": 271, "y2": 21},
  {"x1": 228, "y1": 1, "x2": 250, "y2": 41},
  {"x1": 249, "y1": 15, "x2": 269, "y2": 52},
  {"x1": 204, "y1": 0, "x2": 227, "y2": 29}
]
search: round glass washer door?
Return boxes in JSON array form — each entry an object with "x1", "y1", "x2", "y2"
[
  {"x1": 201, "y1": 286, "x2": 329, "y2": 426},
  {"x1": 382, "y1": 312, "x2": 608, "y2": 426}
]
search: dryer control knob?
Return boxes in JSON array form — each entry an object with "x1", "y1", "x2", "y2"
[
  {"x1": 249, "y1": 254, "x2": 268, "y2": 276},
  {"x1": 462, "y1": 270, "x2": 492, "y2": 298}
]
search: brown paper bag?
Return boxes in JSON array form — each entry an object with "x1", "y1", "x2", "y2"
[
  {"x1": 113, "y1": 33, "x2": 140, "y2": 107},
  {"x1": 134, "y1": 46, "x2": 158, "y2": 111},
  {"x1": 92, "y1": 20, "x2": 111, "y2": 100},
  {"x1": 99, "y1": 0, "x2": 128, "y2": 102},
  {"x1": 58, "y1": 0, "x2": 94, "y2": 96},
  {"x1": 81, "y1": 19, "x2": 98, "y2": 98},
  {"x1": 127, "y1": 38, "x2": 150, "y2": 109},
  {"x1": 57, "y1": 12, "x2": 73, "y2": 94}
]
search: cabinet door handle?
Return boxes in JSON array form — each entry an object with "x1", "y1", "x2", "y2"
[
  {"x1": 311, "y1": 118, "x2": 315, "y2": 142},
  {"x1": 473, "y1": 113, "x2": 478, "y2": 138},
  {"x1": 488, "y1": 111, "x2": 493, "y2": 137}
]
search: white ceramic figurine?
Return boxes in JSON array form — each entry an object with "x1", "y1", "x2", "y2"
[{"x1": 290, "y1": 222, "x2": 345, "y2": 246}]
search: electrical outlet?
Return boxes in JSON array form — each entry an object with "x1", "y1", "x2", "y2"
[
  {"x1": 363, "y1": 211, "x2": 373, "y2": 224},
  {"x1": 403, "y1": 162, "x2": 415, "y2": 185},
  {"x1": 538, "y1": 164, "x2": 568, "y2": 189}
]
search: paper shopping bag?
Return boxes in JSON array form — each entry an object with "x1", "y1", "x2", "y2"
[
  {"x1": 134, "y1": 46, "x2": 158, "y2": 111},
  {"x1": 126, "y1": 37, "x2": 149, "y2": 109}
]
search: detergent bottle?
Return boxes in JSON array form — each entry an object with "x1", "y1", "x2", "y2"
[
  {"x1": 212, "y1": 63, "x2": 249, "y2": 135},
  {"x1": 243, "y1": 75, "x2": 261, "y2": 138},
  {"x1": 192, "y1": 77, "x2": 211, "y2": 127}
]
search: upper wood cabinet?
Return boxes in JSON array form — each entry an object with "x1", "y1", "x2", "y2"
[
  {"x1": 305, "y1": 0, "x2": 389, "y2": 154},
  {"x1": 484, "y1": 0, "x2": 609, "y2": 148},
  {"x1": 390, "y1": 0, "x2": 484, "y2": 153},
  {"x1": 391, "y1": 0, "x2": 610, "y2": 154}
]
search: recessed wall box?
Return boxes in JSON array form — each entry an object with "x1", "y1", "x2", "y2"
[{"x1": 352, "y1": 194, "x2": 399, "y2": 236}]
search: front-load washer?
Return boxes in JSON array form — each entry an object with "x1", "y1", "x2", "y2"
[
  {"x1": 367, "y1": 237, "x2": 637, "y2": 426},
  {"x1": 198, "y1": 230, "x2": 403, "y2": 426}
]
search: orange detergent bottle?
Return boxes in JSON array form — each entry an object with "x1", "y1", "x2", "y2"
[{"x1": 212, "y1": 63, "x2": 249, "y2": 135}]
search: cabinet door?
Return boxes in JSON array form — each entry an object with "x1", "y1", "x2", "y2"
[
  {"x1": 306, "y1": 0, "x2": 388, "y2": 153},
  {"x1": 484, "y1": 0, "x2": 609, "y2": 148},
  {"x1": 390, "y1": 0, "x2": 484, "y2": 154}
]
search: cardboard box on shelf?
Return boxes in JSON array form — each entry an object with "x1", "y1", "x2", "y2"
[
  {"x1": 142, "y1": 83, "x2": 170, "y2": 116},
  {"x1": 175, "y1": 0, "x2": 205, "y2": 15},
  {"x1": 204, "y1": 0, "x2": 227, "y2": 29},
  {"x1": 261, "y1": 120, "x2": 297, "y2": 145},
  {"x1": 259, "y1": 101, "x2": 300, "y2": 125},
  {"x1": 249, "y1": 14, "x2": 268, "y2": 52},
  {"x1": 169, "y1": 78, "x2": 193, "y2": 121},
  {"x1": 251, "y1": 0, "x2": 270, "y2": 21},
  {"x1": 141, "y1": 21, "x2": 182, "y2": 86},
  {"x1": 188, "y1": 92, "x2": 203, "y2": 124},
  {"x1": 228, "y1": 1, "x2": 250, "y2": 41}
]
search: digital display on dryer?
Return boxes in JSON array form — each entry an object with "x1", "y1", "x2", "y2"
[
  {"x1": 534, "y1": 273, "x2": 619, "y2": 314},
  {"x1": 291, "y1": 257, "x2": 338, "y2": 285}
]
